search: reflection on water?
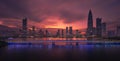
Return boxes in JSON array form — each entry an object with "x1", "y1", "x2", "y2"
[
  {"x1": 1, "y1": 41, "x2": 120, "y2": 61},
  {"x1": 1, "y1": 38, "x2": 120, "y2": 61},
  {"x1": 8, "y1": 37, "x2": 87, "y2": 41}
]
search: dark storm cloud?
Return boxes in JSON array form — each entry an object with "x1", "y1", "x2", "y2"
[
  {"x1": 0, "y1": 0, "x2": 120, "y2": 29},
  {"x1": 0, "y1": 0, "x2": 27, "y2": 18},
  {"x1": 59, "y1": 10, "x2": 85, "y2": 23},
  {"x1": 0, "y1": 0, "x2": 88, "y2": 22}
]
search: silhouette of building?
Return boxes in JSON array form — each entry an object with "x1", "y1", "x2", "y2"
[
  {"x1": 107, "y1": 30, "x2": 115, "y2": 37},
  {"x1": 66, "y1": 27, "x2": 69, "y2": 34},
  {"x1": 87, "y1": 10, "x2": 93, "y2": 37},
  {"x1": 61, "y1": 29, "x2": 64, "y2": 37},
  {"x1": 56, "y1": 29, "x2": 60, "y2": 37},
  {"x1": 22, "y1": 18, "x2": 27, "y2": 38},
  {"x1": 92, "y1": 27, "x2": 96, "y2": 36},
  {"x1": 66, "y1": 27, "x2": 69, "y2": 37},
  {"x1": 69, "y1": 26, "x2": 73, "y2": 35},
  {"x1": 102, "y1": 22, "x2": 107, "y2": 37},
  {"x1": 39, "y1": 29, "x2": 44, "y2": 37},
  {"x1": 76, "y1": 30, "x2": 79, "y2": 38},
  {"x1": 117, "y1": 26, "x2": 120, "y2": 37},
  {"x1": 96, "y1": 18, "x2": 102, "y2": 37},
  {"x1": 31, "y1": 26, "x2": 36, "y2": 37},
  {"x1": 45, "y1": 30, "x2": 49, "y2": 37}
]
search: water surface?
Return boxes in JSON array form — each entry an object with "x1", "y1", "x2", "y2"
[{"x1": 1, "y1": 39, "x2": 120, "y2": 61}]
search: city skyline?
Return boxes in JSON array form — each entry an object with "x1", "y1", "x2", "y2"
[
  {"x1": 0, "y1": 1, "x2": 120, "y2": 61},
  {"x1": 0, "y1": 0, "x2": 120, "y2": 30}
]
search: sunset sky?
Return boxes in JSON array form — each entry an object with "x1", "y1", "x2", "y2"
[{"x1": 0, "y1": 0, "x2": 120, "y2": 30}]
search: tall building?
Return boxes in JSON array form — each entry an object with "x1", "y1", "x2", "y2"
[
  {"x1": 31, "y1": 26, "x2": 36, "y2": 37},
  {"x1": 117, "y1": 26, "x2": 120, "y2": 37},
  {"x1": 96, "y1": 18, "x2": 102, "y2": 37},
  {"x1": 92, "y1": 27, "x2": 96, "y2": 36},
  {"x1": 87, "y1": 10, "x2": 93, "y2": 37},
  {"x1": 61, "y1": 29, "x2": 64, "y2": 37},
  {"x1": 45, "y1": 30, "x2": 49, "y2": 37},
  {"x1": 22, "y1": 18, "x2": 27, "y2": 38},
  {"x1": 102, "y1": 23, "x2": 106, "y2": 37},
  {"x1": 69, "y1": 26, "x2": 73, "y2": 35},
  {"x1": 39, "y1": 29, "x2": 44, "y2": 37},
  {"x1": 66, "y1": 27, "x2": 69, "y2": 34},
  {"x1": 76, "y1": 30, "x2": 79, "y2": 38},
  {"x1": 56, "y1": 29, "x2": 60, "y2": 37}
]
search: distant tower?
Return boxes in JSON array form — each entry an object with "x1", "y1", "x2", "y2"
[
  {"x1": 69, "y1": 26, "x2": 73, "y2": 35},
  {"x1": 56, "y1": 29, "x2": 60, "y2": 37},
  {"x1": 45, "y1": 30, "x2": 49, "y2": 37},
  {"x1": 102, "y1": 23, "x2": 106, "y2": 37},
  {"x1": 87, "y1": 10, "x2": 93, "y2": 37},
  {"x1": 39, "y1": 29, "x2": 44, "y2": 37},
  {"x1": 22, "y1": 18, "x2": 27, "y2": 38},
  {"x1": 96, "y1": 18, "x2": 102, "y2": 37},
  {"x1": 76, "y1": 30, "x2": 79, "y2": 38},
  {"x1": 61, "y1": 29, "x2": 64, "y2": 37},
  {"x1": 66, "y1": 27, "x2": 69, "y2": 34},
  {"x1": 92, "y1": 27, "x2": 96, "y2": 36},
  {"x1": 31, "y1": 26, "x2": 36, "y2": 37},
  {"x1": 117, "y1": 26, "x2": 120, "y2": 37}
]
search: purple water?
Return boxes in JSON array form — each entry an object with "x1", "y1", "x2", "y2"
[{"x1": 0, "y1": 42, "x2": 120, "y2": 61}]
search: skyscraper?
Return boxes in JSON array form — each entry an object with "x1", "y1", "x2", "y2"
[
  {"x1": 87, "y1": 10, "x2": 93, "y2": 37},
  {"x1": 76, "y1": 30, "x2": 79, "y2": 38},
  {"x1": 61, "y1": 29, "x2": 64, "y2": 37},
  {"x1": 69, "y1": 26, "x2": 73, "y2": 35},
  {"x1": 31, "y1": 26, "x2": 36, "y2": 37},
  {"x1": 22, "y1": 18, "x2": 27, "y2": 38},
  {"x1": 56, "y1": 29, "x2": 60, "y2": 37},
  {"x1": 66, "y1": 27, "x2": 69, "y2": 34},
  {"x1": 102, "y1": 22, "x2": 106, "y2": 37},
  {"x1": 39, "y1": 29, "x2": 44, "y2": 37},
  {"x1": 96, "y1": 18, "x2": 102, "y2": 37},
  {"x1": 117, "y1": 26, "x2": 120, "y2": 37},
  {"x1": 45, "y1": 30, "x2": 49, "y2": 37}
]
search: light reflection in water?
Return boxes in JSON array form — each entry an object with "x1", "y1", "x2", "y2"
[
  {"x1": 1, "y1": 42, "x2": 120, "y2": 61},
  {"x1": 7, "y1": 38, "x2": 87, "y2": 41},
  {"x1": 7, "y1": 42, "x2": 120, "y2": 50}
]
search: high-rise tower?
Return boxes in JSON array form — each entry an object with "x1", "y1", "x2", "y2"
[
  {"x1": 61, "y1": 29, "x2": 64, "y2": 37},
  {"x1": 66, "y1": 27, "x2": 69, "y2": 34},
  {"x1": 117, "y1": 26, "x2": 120, "y2": 37},
  {"x1": 96, "y1": 18, "x2": 102, "y2": 37},
  {"x1": 87, "y1": 10, "x2": 93, "y2": 37},
  {"x1": 102, "y1": 22, "x2": 106, "y2": 37},
  {"x1": 22, "y1": 18, "x2": 27, "y2": 31},
  {"x1": 69, "y1": 26, "x2": 73, "y2": 35},
  {"x1": 22, "y1": 18, "x2": 27, "y2": 38}
]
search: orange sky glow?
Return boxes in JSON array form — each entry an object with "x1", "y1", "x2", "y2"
[
  {"x1": 41, "y1": 18, "x2": 87, "y2": 30},
  {"x1": 0, "y1": 18, "x2": 87, "y2": 30}
]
